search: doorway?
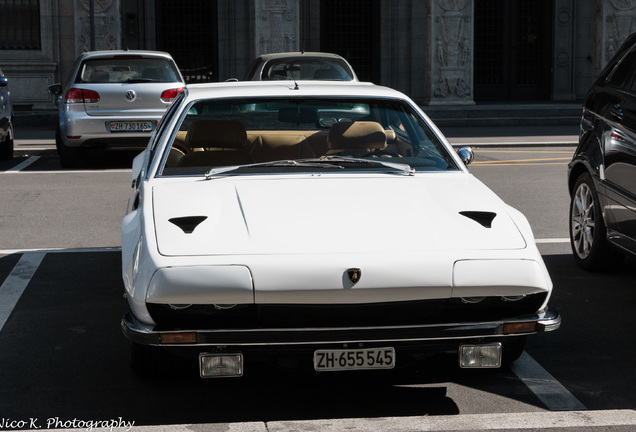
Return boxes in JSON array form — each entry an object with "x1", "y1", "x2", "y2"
[
  {"x1": 320, "y1": 0, "x2": 381, "y2": 83},
  {"x1": 155, "y1": 0, "x2": 218, "y2": 83},
  {"x1": 474, "y1": 0, "x2": 553, "y2": 101}
]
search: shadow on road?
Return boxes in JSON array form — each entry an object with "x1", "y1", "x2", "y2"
[{"x1": 1, "y1": 251, "x2": 634, "y2": 426}]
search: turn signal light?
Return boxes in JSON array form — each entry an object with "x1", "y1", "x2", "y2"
[
  {"x1": 503, "y1": 321, "x2": 536, "y2": 334},
  {"x1": 160, "y1": 332, "x2": 197, "y2": 344}
]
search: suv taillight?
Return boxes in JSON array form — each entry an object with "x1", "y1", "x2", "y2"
[
  {"x1": 160, "y1": 87, "x2": 184, "y2": 102},
  {"x1": 64, "y1": 88, "x2": 100, "y2": 104}
]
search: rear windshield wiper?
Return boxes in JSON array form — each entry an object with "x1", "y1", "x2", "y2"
[
  {"x1": 124, "y1": 78, "x2": 157, "y2": 83},
  {"x1": 205, "y1": 160, "x2": 343, "y2": 179}
]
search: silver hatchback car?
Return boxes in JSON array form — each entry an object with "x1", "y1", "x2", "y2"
[
  {"x1": 49, "y1": 50, "x2": 184, "y2": 167},
  {"x1": 243, "y1": 52, "x2": 358, "y2": 81}
]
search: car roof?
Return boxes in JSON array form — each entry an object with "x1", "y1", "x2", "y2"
[
  {"x1": 185, "y1": 80, "x2": 409, "y2": 101},
  {"x1": 78, "y1": 50, "x2": 176, "y2": 60},
  {"x1": 256, "y1": 51, "x2": 347, "y2": 61}
]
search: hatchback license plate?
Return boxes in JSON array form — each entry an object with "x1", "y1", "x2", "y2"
[
  {"x1": 109, "y1": 121, "x2": 152, "y2": 132},
  {"x1": 314, "y1": 347, "x2": 395, "y2": 371}
]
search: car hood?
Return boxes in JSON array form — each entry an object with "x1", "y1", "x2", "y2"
[{"x1": 152, "y1": 173, "x2": 527, "y2": 257}]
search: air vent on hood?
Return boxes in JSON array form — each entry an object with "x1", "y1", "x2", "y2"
[
  {"x1": 459, "y1": 211, "x2": 496, "y2": 228},
  {"x1": 169, "y1": 216, "x2": 208, "y2": 234}
]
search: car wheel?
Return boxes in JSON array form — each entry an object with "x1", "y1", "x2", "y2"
[
  {"x1": 56, "y1": 128, "x2": 79, "y2": 168},
  {"x1": 569, "y1": 173, "x2": 623, "y2": 270},
  {"x1": 0, "y1": 121, "x2": 14, "y2": 160}
]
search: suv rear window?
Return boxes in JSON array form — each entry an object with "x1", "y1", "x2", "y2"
[{"x1": 76, "y1": 57, "x2": 180, "y2": 84}]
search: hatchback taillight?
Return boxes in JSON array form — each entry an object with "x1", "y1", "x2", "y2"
[
  {"x1": 64, "y1": 88, "x2": 100, "y2": 104},
  {"x1": 160, "y1": 87, "x2": 184, "y2": 102}
]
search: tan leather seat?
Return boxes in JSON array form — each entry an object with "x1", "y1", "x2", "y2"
[
  {"x1": 326, "y1": 121, "x2": 387, "y2": 156},
  {"x1": 248, "y1": 131, "x2": 315, "y2": 162},
  {"x1": 178, "y1": 120, "x2": 253, "y2": 167}
]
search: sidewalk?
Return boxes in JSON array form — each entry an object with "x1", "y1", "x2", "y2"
[{"x1": 439, "y1": 124, "x2": 579, "y2": 147}]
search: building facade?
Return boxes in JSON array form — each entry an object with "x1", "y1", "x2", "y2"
[{"x1": 0, "y1": 0, "x2": 633, "y2": 110}]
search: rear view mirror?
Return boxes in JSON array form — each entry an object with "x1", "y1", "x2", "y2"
[
  {"x1": 284, "y1": 64, "x2": 301, "y2": 72},
  {"x1": 278, "y1": 107, "x2": 317, "y2": 124}
]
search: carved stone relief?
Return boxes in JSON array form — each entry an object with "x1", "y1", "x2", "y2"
[
  {"x1": 603, "y1": 0, "x2": 636, "y2": 62},
  {"x1": 428, "y1": 0, "x2": 473, "y2": 105},
  {"x1": 74, "y1": 0, "x2": 120, "y2": 56},
  {"x1": 255, "y1": 0, "x2": 299, "y2": 55}
]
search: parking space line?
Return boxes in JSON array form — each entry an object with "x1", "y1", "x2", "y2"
[
  {"x1": 511, "y1": 351, "x2": 586, "y2": 411},
  {"x1": 0, "y1": 252, "x2": 46, "y2": 333},
  {"x1": 0, "y1": 247, "x2": 121, "y2": 255},
  {"x1": 535, "y1": 238, "x2": 569, "y2": 244},
  {"x1": 4, "y1": 156, "x2": 40, "y2": 173}
]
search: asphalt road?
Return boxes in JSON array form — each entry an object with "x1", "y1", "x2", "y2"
[{"x1": 2, "y1": 135, "x2": 636, "y2": 432}]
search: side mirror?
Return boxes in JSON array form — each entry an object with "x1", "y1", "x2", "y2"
[
  {"x1": 0, "y1": 77, "x2": 8, "y2": 87},
  {"x1": 457, "y1": 146, "x2": 474, "y2": 165},
  {"x1": 48, "y1": 83, "x2": 62, "y2": 95}
]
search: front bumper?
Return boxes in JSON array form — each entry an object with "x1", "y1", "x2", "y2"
[{"x1": 121, "y1": 307, "x2": 561, "y2": 349}]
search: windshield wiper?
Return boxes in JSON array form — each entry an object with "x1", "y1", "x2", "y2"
[
  {"x1": 204, "y1": 160, "x2": 343, "y2": 179},
  {"x1": 320, "y1": 156, "x2": 415, "y2": 175},
  {"x1": 204, "y1": 157, "x2": 414, "y2": 179}
]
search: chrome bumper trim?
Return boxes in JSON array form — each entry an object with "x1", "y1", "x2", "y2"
[{"x1": 122, "y1": 307, "x2": 561, "y2": 348}]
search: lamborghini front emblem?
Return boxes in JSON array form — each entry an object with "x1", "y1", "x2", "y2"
[{"x1": 347, "y1": 268, "x2": 361, "y2": 285}]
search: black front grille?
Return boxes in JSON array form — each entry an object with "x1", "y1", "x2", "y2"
[{"x1": 147, "y1": 294, "x2": 548, "y2": 331}]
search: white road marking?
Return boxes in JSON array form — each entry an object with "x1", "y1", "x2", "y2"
[
  {"x1": 5, "y1": 156, "x2": 40, "y2": 172},
  {"x1": 0, "y1": 252, "x2": 45, "y2": 333},
  {"x1": 535, "y1": 238, "x2": 569, "y2": 244},
  {"x1": 0, "y1": 247, "x2": 121, "y2": 255},
  {"x1": 511, "y1": 351, "x2": 586, "y2": 411},
  {"x1": 1, "y1": 169, "x2": 130, "y2": 174}
]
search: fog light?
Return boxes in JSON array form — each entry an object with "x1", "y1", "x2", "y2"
[
  {"x1": 459, "y1": 343, "x2": 502, "y2": 368},
  {"x1": 199, "y1": 353, "x2": 243, "y2": 378}
]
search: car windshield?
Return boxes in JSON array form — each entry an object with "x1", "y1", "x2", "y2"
[
  {"x1": 159, "y1": 97, "x2": 459, "y2": 176},
  {"x1": 261, "y1": 57, "x2": 354, "y2": 81},
  {"x1": 77, "y1": 56, "x2": 180, "y2": 83}
]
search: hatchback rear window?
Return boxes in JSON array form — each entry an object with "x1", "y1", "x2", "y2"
[{"x1": 77, "y1": 57, "x2": 180, "y2": 84}]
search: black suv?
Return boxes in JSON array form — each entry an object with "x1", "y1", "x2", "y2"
[{"x1": 568, "y1": 32, "x2": 636, "y2": 270}]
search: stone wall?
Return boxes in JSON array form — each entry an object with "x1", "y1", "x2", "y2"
[{"x1": 0, "y1": 0, "x2": 629, "y2": 110}]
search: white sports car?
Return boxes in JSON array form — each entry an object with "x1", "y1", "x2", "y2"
[{"x1": 121, "y1": 80, "x2": 560, "y2": 378}]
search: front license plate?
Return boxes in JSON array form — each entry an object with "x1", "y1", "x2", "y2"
[
  {"x1": 314, "y1": 347, "x2": 395, "y2": 371},
  {"x1": 109, "y1": 121, "x2": 152, "y2": 132}
]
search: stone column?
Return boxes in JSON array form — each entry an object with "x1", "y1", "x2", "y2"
[
  {"x1": 255, "y1": 0, "x2": 299, "y2": 56},
  {"x1": 74, "y1": 0, "x2": 121, "y2": 57},
  {"x1": 595, "y1": 0, "x2": 636, "y2": 76},
  {"x1": 426, "y1": 0, "x2": 474, "y2": 106},
  {"x1": 553, "y1": 0, "x2": 575, "y2": 101}
]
